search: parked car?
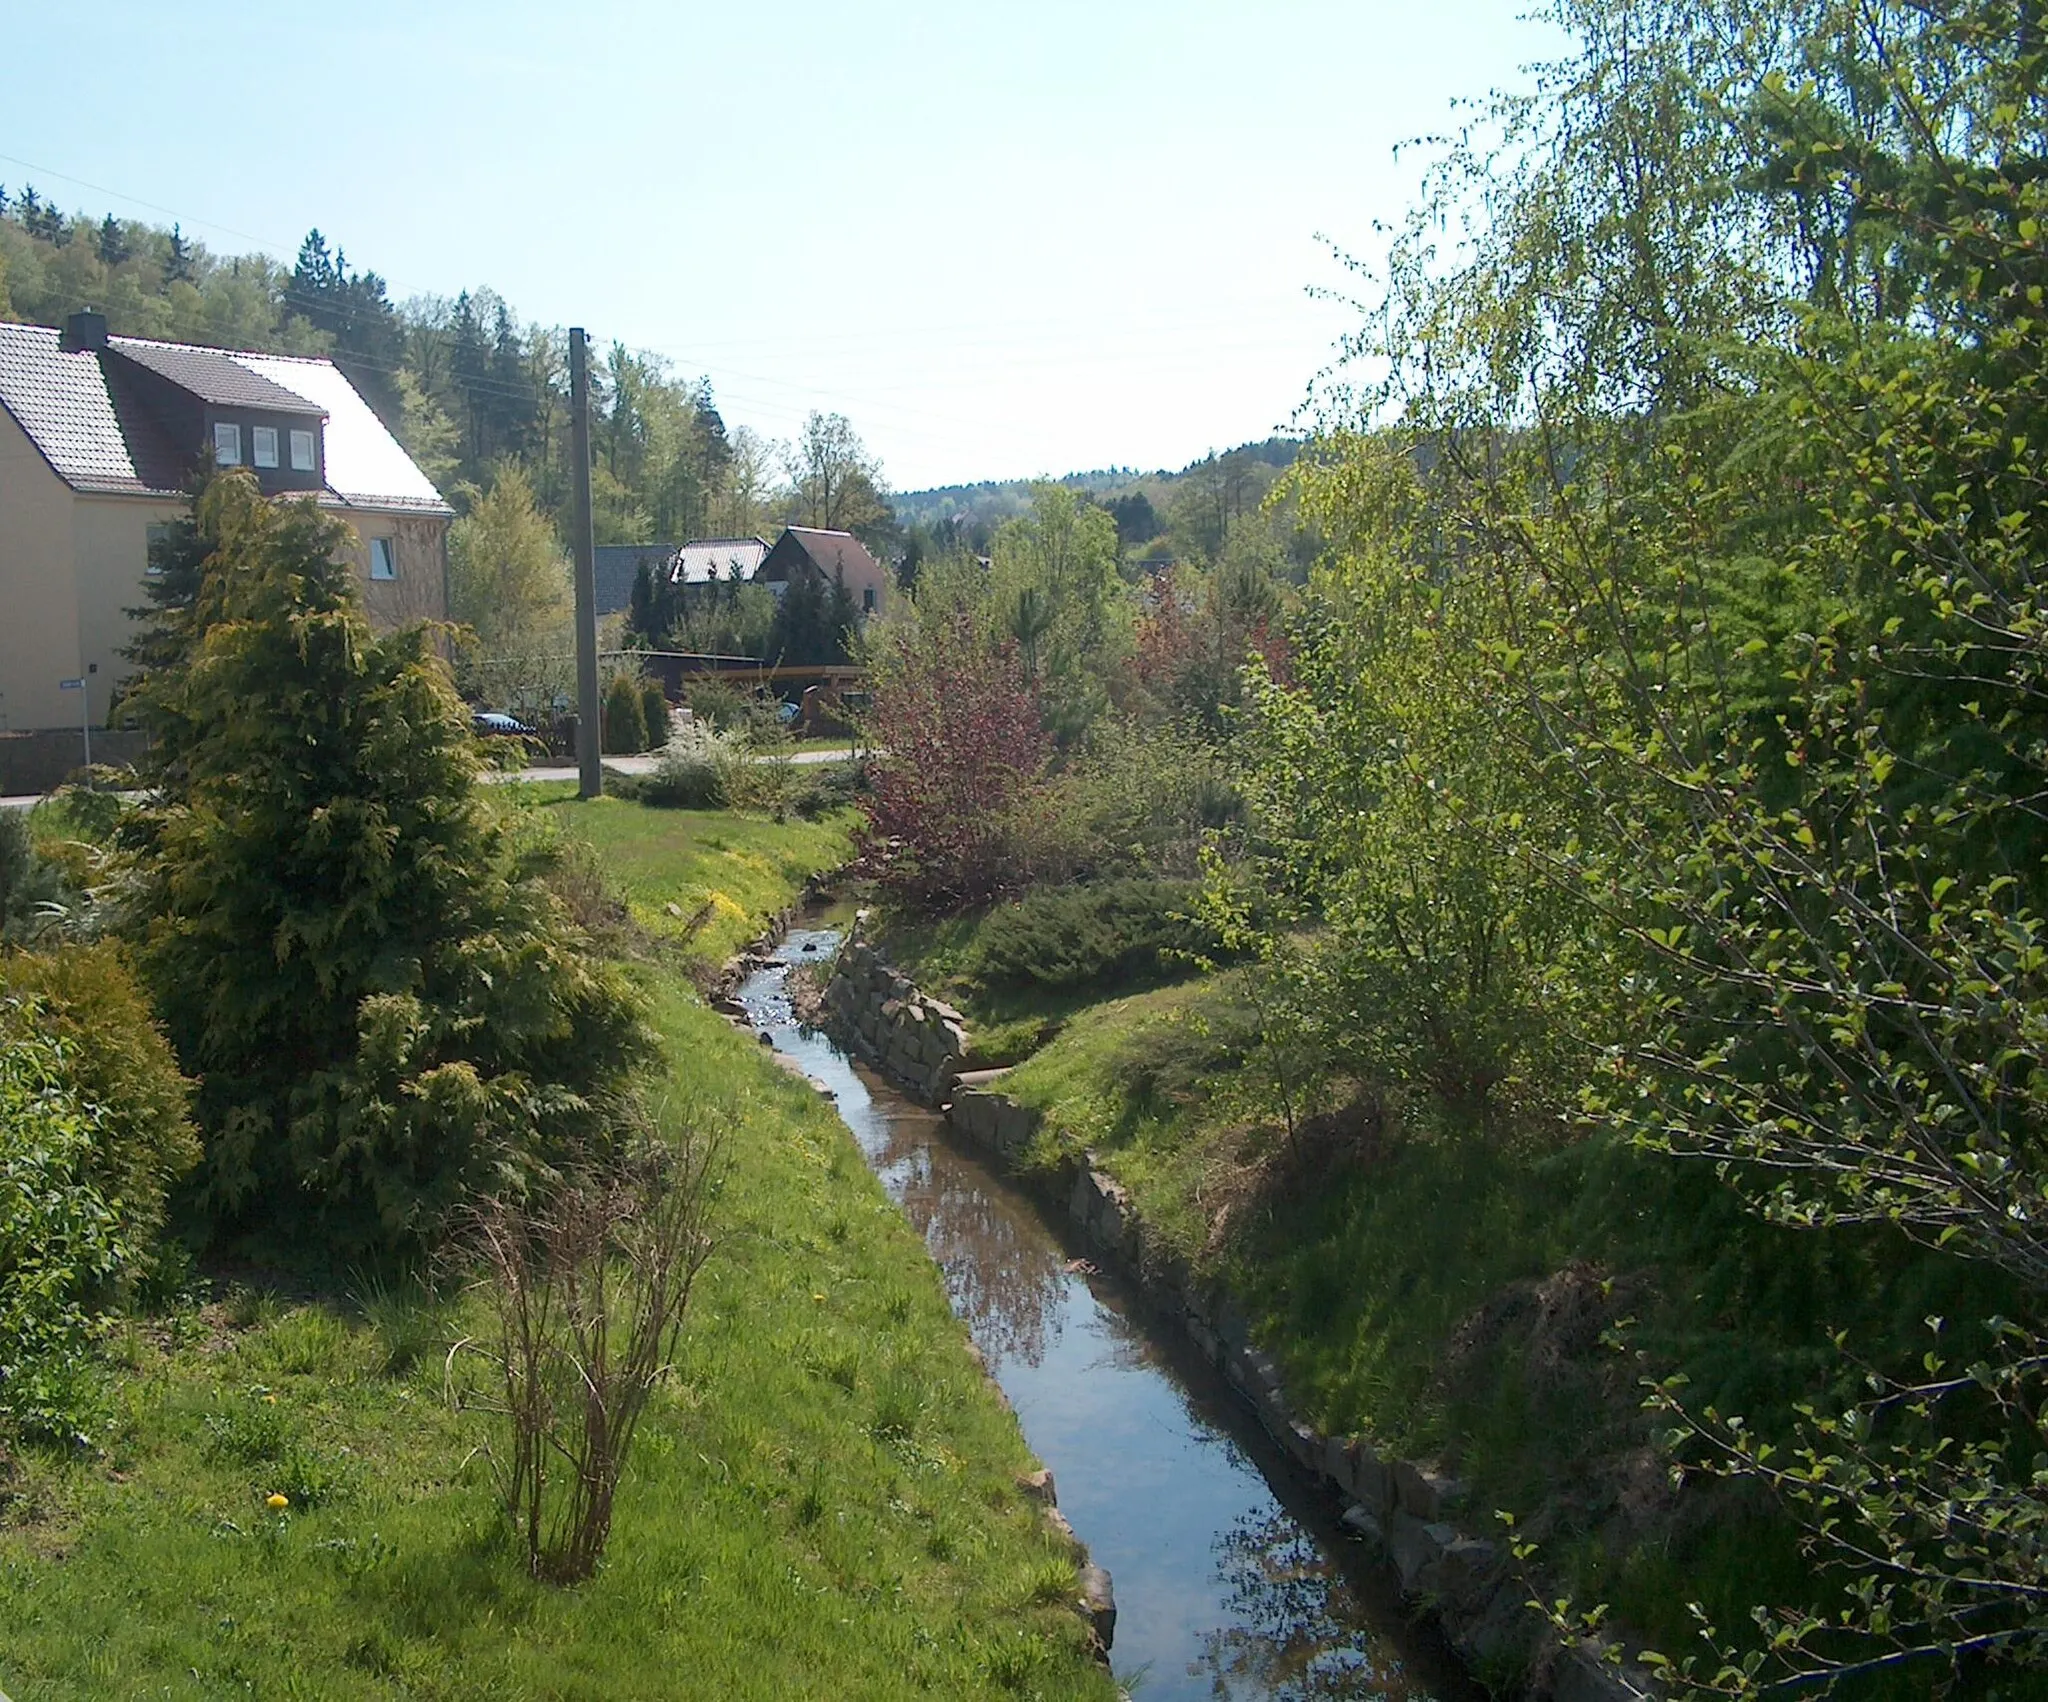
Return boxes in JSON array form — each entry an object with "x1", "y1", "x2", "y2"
[{"x1": 473, "y1": 710, "x2": 536, "y2": 736}]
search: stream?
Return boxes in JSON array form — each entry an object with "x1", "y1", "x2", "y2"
[{"x1": 737, "y1": 927, "x2": 1476, "y2": 1701}]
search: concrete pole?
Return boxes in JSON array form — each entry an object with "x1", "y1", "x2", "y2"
[{"x1": 569, "y1": 327, "x2": 602, "y2": 800}]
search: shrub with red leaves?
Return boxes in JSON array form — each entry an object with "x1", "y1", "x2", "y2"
[{"x1": 861, "y1": 614, "x2": 1049, "y2": 910}]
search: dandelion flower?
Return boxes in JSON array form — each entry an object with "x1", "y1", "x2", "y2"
[
  {"x1": 266, "y1": 1493, "x2": 290, "y2": 1510},
  {"x1": 262, "y1": 1394, "x2": 278, "y2": 1405}
]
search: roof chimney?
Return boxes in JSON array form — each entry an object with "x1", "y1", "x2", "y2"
[{"x1": 59, "y1": 308, "x2": 109, "y2": 353}]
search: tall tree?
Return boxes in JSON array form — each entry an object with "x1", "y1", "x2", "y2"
[{"x1": 785, "y1": 411, "x2": 891, "y2": 544}]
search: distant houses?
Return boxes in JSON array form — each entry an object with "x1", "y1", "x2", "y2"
[{"x1": 598, "y1": 526, "x2": 887, "y2": 621}]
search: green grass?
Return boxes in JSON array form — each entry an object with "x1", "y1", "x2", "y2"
[
  {"x1": 0, "y1": 810, "x2": 1113, "y2": 1701},
  {"x1": 506, "y1": 784, "x2": 857, "y2": 969}
]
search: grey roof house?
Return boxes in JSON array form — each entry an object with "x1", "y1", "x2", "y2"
[{"x1": 0, "y1": 309, "x2": 452, "y2": 731}]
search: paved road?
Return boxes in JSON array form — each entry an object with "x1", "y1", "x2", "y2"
[
  {"x1": 0, "y1": 748, "x2": 857, "y2": 811},
  {"x1": 485, "y1": 747, "x2": 853, "y2": 785}
]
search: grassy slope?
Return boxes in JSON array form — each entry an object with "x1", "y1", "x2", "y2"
[
  {"x1": 0, "y1": 806, "x2": 1113, "y2": 1701},
  {"x1": 516, "y1": 782, "x2": 858, "y2": 968}
]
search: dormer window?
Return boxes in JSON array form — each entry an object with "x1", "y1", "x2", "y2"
[
  {"x1": 290, "y1": 429, "x2": 316, "y2": 472},
  {"x1": 214, "y1": 422, "x2": 242, "y2": 466},
  {"x1": 253, "y1": 426, "x2": 279, "y2": 469}
]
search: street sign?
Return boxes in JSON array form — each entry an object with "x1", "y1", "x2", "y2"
[{"x1": 58, "y1": 678, "x2": 83, "y2": 690}]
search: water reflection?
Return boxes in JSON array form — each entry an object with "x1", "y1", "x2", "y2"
[
  {"x1": 740, "y1": 931, "x2": 1467, "y2": 1702},
  {"x1": 1200, "y1": 1510, "x2": 1428, "y2": 1701}
]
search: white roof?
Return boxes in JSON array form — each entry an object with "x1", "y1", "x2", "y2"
[
  {"x1": 230, "y1": 352, "x2": 452, "y2": 514},
  {"x1": 670, "y1": 537, "x2": 770, "y2": 585}
]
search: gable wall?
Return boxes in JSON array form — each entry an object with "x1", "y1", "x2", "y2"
[
  {"x1": 0, "y1": 406, "x2": 91, "y2": 733},
  {"x1": 340, "y1": 510, "x2": 451, "y2": 631}
]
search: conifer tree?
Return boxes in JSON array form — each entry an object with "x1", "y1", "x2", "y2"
[
  {"x1": 127, "y1": 473, "x2": 649, "y2": 1255},
  {"x1": 96, "y1": 214, "x2": 129, "y2": 267}
]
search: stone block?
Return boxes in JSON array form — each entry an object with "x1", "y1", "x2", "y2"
[
  {"x1": 1256, "y1": 1387, "x2": 1292, "y2": 1449},
  {"x1": 1387, "y1": 1511, "x2": 1458, "y2": 1595},
  {"x1": 1395, "y1": 1459, "x2": 1467, "y2": 1522},
  {"x1": 1186, "y1": 1317, "x2": 1219, "y2": 1364},
  {"x1": 1242, "y1": 1348, "x2": 1283, "y2": 1398},
  {"x1": 1285, "y1": 1419, "x2": 1321, "y2": 1473},
  {"x1": 1217, "y1": 1305, "x2": 1253, "y2": 1353},
  {"x1": 1352, "y1": 1447, "x2": 1392, "y2": 1519},
  {"x1": 1015, "y1": 1468, "x2": 1056, "y2": 1505},
  {"x1": 1078, "y1": 1562, "x2": 1117, "y2": 1652},
  {"x1": 1553, "y1": 1643, "x2": 1648, "y2": 1702},
  {"x1": 1069, "y1": 1168, "x2": 1096, "y2": 1228},
  {"x1": 1322, "y1": 1435, "x2": 1356, "y2": 1497},
  {"x1": 1435, "y1": 1536, "x2": 1502, "y2": 1612},
  {"x1": 1337, "y1": 1501, "x2": 1385, "y2": 1549}
]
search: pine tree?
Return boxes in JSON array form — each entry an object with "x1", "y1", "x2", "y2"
[
  {"x1": 96, "y1": 213, "x2": 130, "y2": 267},
  {"x1": 164, "y1": 223, "x2": 194, "y2": 285}
]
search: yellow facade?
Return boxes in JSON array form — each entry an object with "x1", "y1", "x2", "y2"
[{"x1": 0, "y1": 406, "x2": 447, "y2": 732}]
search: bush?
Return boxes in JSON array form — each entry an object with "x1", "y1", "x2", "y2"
[
  {"x1": 0, "y1": 810, "x2": 72, "y2": 944},
  {"x1": 682, "y1": 676, "x2": 749, "y2": 730},
  {"x1": 0, "y1": 944, "x2": 198, "y2": 1259},
  {"x1": 964, "y1": 878, "x2": 1219, "y2": 993},
  {"x1": 861, "y1": 615, "x2": 1049, "y2": 910},
  {"x1": 0, "y1": 1017, "x2": 141, "y2": 1441},
  {"x1": 640, "y1": 683, "x2": 671, "y2": 750},
  {"x1": 630, "y1": 722, "x2": 741, "y2": 810},
  {"x1": 602, "y1": 673, "x2": 648, "y2": 754},
  {"x1": 791, "y1": 759, "x2": 866, "y2": 820}
]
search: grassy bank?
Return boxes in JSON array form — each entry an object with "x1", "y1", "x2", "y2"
[
  {"x1": 0, "y1": 806, "x2": 1113, "y2": 1701},
  {"x1": 879, "y1": 914, "x2": 2005, "y2": 1687}
]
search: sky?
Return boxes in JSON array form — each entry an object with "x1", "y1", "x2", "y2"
[{"x1": 0, "y1": 1, "x2": 1560, "y2": 492}]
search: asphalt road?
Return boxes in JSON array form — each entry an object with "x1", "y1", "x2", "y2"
[{"x1": 0, "y1": 747, "x2": 857, "y2": 810}]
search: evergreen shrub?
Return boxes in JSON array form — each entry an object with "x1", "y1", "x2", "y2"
[
  {"x1": 0, "y1": 1009, "x2": 175, "y2": 1441},
  {"x1": 640, "y1": 683, "x2": 670, "y2": 749},
  {"x1": 125, "y1": 474, "x2": 652, "y2": 1258},
  {"x1": 965, "y1": 878, "x2": 1219, "y2": 993},
  {"x1": 602, "y1": 674, "x2": 648, "y2": 754}
]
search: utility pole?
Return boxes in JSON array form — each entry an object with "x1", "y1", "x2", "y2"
[{"x1": 569, "y1": 327, "x2": 602, "y2": 800}]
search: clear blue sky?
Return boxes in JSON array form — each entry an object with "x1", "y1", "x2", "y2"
[{"x1": 1, "y1": 1, "x2": 1558, "y2": 491}]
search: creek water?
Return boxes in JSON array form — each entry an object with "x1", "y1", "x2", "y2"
[{"x1": 737, "y1": 927, "x2": 1475, "y2": 1702}]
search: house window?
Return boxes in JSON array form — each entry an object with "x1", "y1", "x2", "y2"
[
  {"x1": 290, "y1": 429, "x2": 316, "y2": 472},
  {"x1": 145, "y1": 522, "x2": 174, "y2": 576},
  {"x1": 252, "y1": 425, "x2": 279, "y2": 468},
  {"x1": 213, "y1": 422, "x2": 242, "y2": 466},
  {"x1": 862, "y1": 586, "x2": 876, "y2": 613},
  {"x1": 368, "y1": 537, "x2": 397, "y2": 581}
]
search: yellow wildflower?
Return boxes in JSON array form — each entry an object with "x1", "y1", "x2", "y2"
[{"x1": 266, "y1": 1493, "x2": 290, "y2": 1510}]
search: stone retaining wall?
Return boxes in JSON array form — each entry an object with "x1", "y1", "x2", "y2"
[{"x1": 826, "y1": 928, "x2": 1653, "y2": 1702}]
